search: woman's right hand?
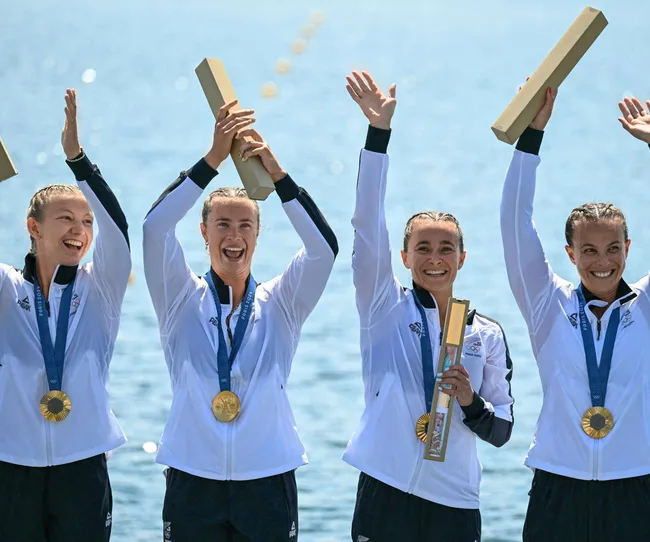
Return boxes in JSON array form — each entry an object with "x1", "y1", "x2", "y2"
[
  {"x1": 529, "y1": 86, "x2": 557, "y2": 131},
  {"x1": 345, "y1": 71, "x2": 397, "y2": 130},
  {"x1": 204, "y1": 100, "x2": 255, "y2": 169},
  {"x1": 618, "y1": 97, "x2": 650, "y2": 145}
]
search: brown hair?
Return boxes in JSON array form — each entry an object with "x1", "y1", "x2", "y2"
[
  {"x1": 403, "y1": 211, "x2": 465, "y2": 253},
  {"x1": 202, "y1": 187, "x2": 260, "y2": 231},
  {"x1": 565, "y1": 203, "x2": 628, "y2": 247},
  {"x1": 26, "y1": 184, "x2": 86, "y2": 254}
]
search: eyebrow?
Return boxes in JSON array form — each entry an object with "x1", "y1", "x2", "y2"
[{"x1": 213, "y1": 217, "x2": 255, "y2": 223}]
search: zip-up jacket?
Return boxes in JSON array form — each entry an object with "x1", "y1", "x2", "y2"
[
  {"x1": 501, "y1": 127, "x2": 650, "y2": 480},
  {"x1": 0, "y1": 153, "x2": 130, "y2": 467},
  {"x1": 342, "y1": 126, "x2": 514, "y2": 509},
  {"x1": 142, "y1": 158, "x2": 338, "y2": 481}
]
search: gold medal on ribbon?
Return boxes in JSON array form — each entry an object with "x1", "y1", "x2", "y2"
[
  {"x1": 415, "y1": 413, "x2": 429, "y2": 443},
  {"x1": 212, "y1": 391, "x2": 241, "y2": 423},
  {"x1": 40, "y1": 390, "x2": 72, "y2": 422},
  {"x1": 581, "y1": 406, "x2": 614, "y2": 439}
]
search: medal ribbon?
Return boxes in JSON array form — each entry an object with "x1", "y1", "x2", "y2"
[
  {"x1": 412, "y1": 290, "x2": 437, "y2": 413},
  {"x1": 205, "y1": 271, "x2": 256, "y2": 392},
  {"x1": 576, "y1": 287, "x2": 619, "y2": 408},
  {"x1": 33, "y1": 275, "x2": 75, "y2": 392}
]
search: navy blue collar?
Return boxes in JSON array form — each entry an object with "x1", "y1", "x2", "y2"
[
  {"x1": 22, "y1": 253, "x2": 77, "y2": 285},
  {"x1": 209, "y1": 269, "x2": 252, "y2": 305},
  {"x1": 412, "y1": 281, "x2": 476, "y2": 325}
]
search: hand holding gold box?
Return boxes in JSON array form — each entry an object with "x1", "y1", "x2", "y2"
[
  {"x1": 492, "y1": 6, "x2": 608, "y2": 144},
  {"x1": 423, "y1": 298, "x2": 470, "y2": 462},
  {"x1": 0, "y1": 137, "x2": 18, "y2": 182},
  {"x1": 195, "y1": 58, "x2": 275, "y2": 201}
]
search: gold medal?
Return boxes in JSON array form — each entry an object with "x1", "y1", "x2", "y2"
[
  {"x1": 40, "y1": 390, "x2": 72, "y2": 423},
  {"x1": 581, "y1": 406, "x2": 614, "y2": 439},
  {"x1": 212, "y1": 391, "x2": 241, "y2": 423},
  {"x1": 415, "y1": 413, "x2": 429, "y2": 443}
]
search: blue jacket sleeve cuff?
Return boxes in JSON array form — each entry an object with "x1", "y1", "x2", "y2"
[
  {"x1": 460, "y1": 392, "x2": 486, "y2": 420},
  {"x1": 274, "y1": 174, "x2": 300, "y2": 203},
  {"x1": 365, "y1": 125, "x2": 391, "y2": 154},
  {"x1": 65, "y1": 152, "x2": 95, "y2": 181},
  {"x1": 188, "y1": 158, "x2": 219, "y2": 190},
  {"x1": 516, "y1": 127, "x2": 544, "y2": 155}
]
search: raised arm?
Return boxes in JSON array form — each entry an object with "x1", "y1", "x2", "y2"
[
  {"x1": 500, "y1": 88, "x2": 559, "y2": 335},
  {"x1": 143, "y1": 101, "x2": 255, "y2": 330},
  {"x1": 346, "y1": 71, "x2": 402, "y2": 325},
  {"x1": 235, "y1": 128, "x2": 338, "y2": 333},
  {"x1": 61, "y1": 89, "x2": 131, "y2": 318}
]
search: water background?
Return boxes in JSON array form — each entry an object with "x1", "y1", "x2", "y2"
[{"x1": 1, "y1": 0, "x2": 649, "y2": 539}]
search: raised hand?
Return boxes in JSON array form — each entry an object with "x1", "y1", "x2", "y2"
[
  {"x1": 205, "y1": 100, "x2": 256, "y2": 169},
  {"x1": 235, "y1": 128, "x2": 286, "y2": 183},
  {"x1": 61, "y1": 89, "x2": 82, "y2": 160},
  {"x1": 618, "y1": 97, "x2": 650, "y2": 145},
  {"x1": 529, "y1": 86, "x2": 557, "y2": 131},
  {"x1": 346, "y1": 71, "x2": 396, "y2": 130}
]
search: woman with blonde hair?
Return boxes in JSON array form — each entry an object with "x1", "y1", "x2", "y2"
[
  {"x1": 0, "y1": 89, "x2": 131, "y2": 541},
  {"x1": 143, "y1": 100, "x2": 338, "y2": 541}
]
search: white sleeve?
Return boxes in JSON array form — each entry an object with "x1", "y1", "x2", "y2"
[
  {"x1": 143, "y1": 159, "x2": 216, "y2": 332},
  {"x1": 0, "y1": 264, "x2": 9, "y2": 316},
  {"x1": 67, "y1": 153, "x2": 131, "y2": 319},
  {"x1": 461, "y1": 320, "x2": 514, "y2": 448},
  {"x1": 500, "y1": 146, "x2": 560, "y2": 335},
  {"x1": 352, "y1": 147, "x2": 402, "y2": 326},
  {"x1": 265, "y1": 175, "x2": 338, "y2": 335}
]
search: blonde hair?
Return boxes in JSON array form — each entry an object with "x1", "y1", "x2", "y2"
[
  {"x1": 201, "y1": 187, "x2": 260, "y2": 231},
  {"x1": 26, "y1": 184, "x2": 86, "y2": 254}
]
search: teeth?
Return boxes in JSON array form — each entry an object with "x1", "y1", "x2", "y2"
[
  {"x1": 592, "y1": 271, "x2": 613, "y2": 278},
  {"x1": 424, "y1": 270, "x2": 446, "y2": 276},
  {"x1": 64, "y1": 240, "x2": 82, "y2": 248}
]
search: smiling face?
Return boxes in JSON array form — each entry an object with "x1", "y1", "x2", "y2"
[
  {"x1": 200, "y1": 195, "x2": 260, "y2": 282},
  {"x1": 565, "y1": 219, "x2": 630, "y2": 302},
  {"x1": 400, "y1": 216, "x2": 466, "y2": 297},
  {"x1": 26, "y1": 189, "x2": 94, "y2": 267}
]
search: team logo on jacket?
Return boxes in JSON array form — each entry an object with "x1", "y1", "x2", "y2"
[
  {"x1": 409, "y1": 322, "x2": 422, "y2": 337},
  {"x1": 105, "y1": 512, "x2": 112, "y2": 528},
  {"x1": 568, "y1": 313, "x2": 578, "y2": 328},
  {"x1": 70, "y1": 292, "x2": 80, "y2": 316},
  {"x1": 164, "y1": 522, "x2": 171, "y2": 541},
  {"x1": 463, "y1": 339, "x2": 482, "y2": 358},
  {"x1": 289, "y1": 521, "x2": 297, "y2": 538},
  {"x1": 209, "y1": 316, "x2": 219, "y2": 327},
  {"x1": 17, "y1": 296, "x2": 31, "y2": 311},
  {"x1": 621, "y1": 309, "x2": 634, "y2": 329}
]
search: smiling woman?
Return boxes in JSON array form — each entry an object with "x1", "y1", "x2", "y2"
[
  {"x1": 341, "y1": 71, "x2": 514, "y2": 542},
  {"x1": 500, "y1": 86, "x2": 650, "y2": 542},
  {"x1": 142, "y1": 99, "x2": 337, "y2": 541},
  {"x1": 0, "y1": 89, "x2": 131, "y2": 542}
]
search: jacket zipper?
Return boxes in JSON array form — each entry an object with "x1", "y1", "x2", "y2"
[
  {"x1": 408, "y1": 313, "x2": 441, "y2": 493},
  {"x1": 596, "y1": 320, "x2": 601, "y2": 341}
]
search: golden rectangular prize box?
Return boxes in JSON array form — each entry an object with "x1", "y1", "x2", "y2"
[
  {"x1": 0, "y1": 137, "x2": 18, "y2": 182},
  {"x1": 491, "y1": 6, "x2": 608, "y2": 144},
  {"x1": 195, "y1": 58, "x2": 275, "y2": 201}
]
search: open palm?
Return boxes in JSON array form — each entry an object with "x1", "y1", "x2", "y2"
[
  {"x1": 346, "y1": 71, "x2": 396, "y2": 130},
  {"x1": 618, "y1": 97, "x2": 650, "y2": 144}
]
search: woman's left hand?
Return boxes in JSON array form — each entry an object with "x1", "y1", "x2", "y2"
[
  {"x1": 438, "y1": 365, "x2": 475, "y2": 407},
  {"x1": 618, "y1": 97, "x2": 650, "y2": 145},
  {"x1": 61, "y1": 89, "x2": 82, "y2": 160},
  {"x1": 236, "y1": 128, "x2": 287, "y2": 182}
]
